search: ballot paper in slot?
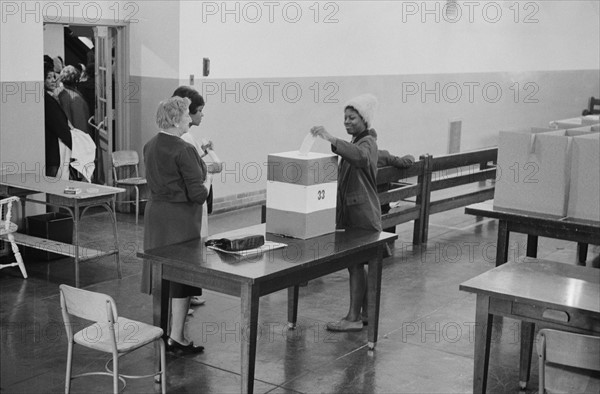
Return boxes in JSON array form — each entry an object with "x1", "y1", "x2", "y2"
[{"x1": 298, "y1": 133, "x2": 317, "y2": 156}]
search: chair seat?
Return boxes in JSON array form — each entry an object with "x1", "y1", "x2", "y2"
[
  {"x1": 115, "y1": 177, "x2": 147, "y2": 186},
  {"x1": 0, "y1": 220, "x2": 18, "y2": 235},
  {"x1": 74, "y1": 317, "x2": 163, "y2": 353}
]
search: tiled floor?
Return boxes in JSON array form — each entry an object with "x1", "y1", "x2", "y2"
[{"x1": 0, "y1": 205, "x2": 596, "y2": 393}]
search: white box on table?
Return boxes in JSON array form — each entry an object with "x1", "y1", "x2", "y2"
[
  {"x1": 266, "y1": 151, "x2": 338, "y2": 239},
  {"x1": 567, "y1": 133, "x2": 600, "y2": 222},
  {"x1": 494, "y1": 128, "x2": 597, "y2": 217}
]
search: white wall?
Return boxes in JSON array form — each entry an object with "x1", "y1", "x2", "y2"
[
  {"x1": 180, "y1": 1, "x2": 600, "y2": 78},
  {"x1": 176, "y1": 1, "x2": 600, "y2": 199},
  {"x1": 43, "y1": 23, "x2": 65, "y2": 60},
  {"x1": 0, "y1": 2, "x2": 45, "y2": 168}
]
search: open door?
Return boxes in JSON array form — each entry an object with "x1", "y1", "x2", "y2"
[{"x1": 94, "y1": 26, "x2": 113, "y2": 185}]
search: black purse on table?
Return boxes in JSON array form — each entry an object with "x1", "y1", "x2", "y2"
[{"x1": 205, "y1": 235, "x2": 265, "y2": 252}]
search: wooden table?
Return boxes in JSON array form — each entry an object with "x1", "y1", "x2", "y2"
[
  {"x1": 138, "y1": 224, "x2": 397, "y2": 394},
  {"x1": 464, "y1": 201, "x2": 600, "y2": 389},
  {"x1": 465, "y1": 201, "x2": 600, "y2": 266},
  {"x1": 460, "y1": 259, "x2": 600, "y2": 393},
  {"x1": 0, "y1": 172, "x2": 124, "y2": 287}
]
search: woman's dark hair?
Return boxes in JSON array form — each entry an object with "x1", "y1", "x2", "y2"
[
  {"x1": 43, "y1": 56, "x2": 54, "y2": 78},
  {"x1": 172, "y1": 86, "x2": 205, "y2": 114}
]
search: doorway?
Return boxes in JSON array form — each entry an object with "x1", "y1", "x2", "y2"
[{"x1": 43, "y1": 22, "x2": 129, "y2": 185}]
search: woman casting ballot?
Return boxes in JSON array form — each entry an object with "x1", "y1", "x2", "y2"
[{"x1": 310, "y1": 93, "x2": 382, "y2": 332}]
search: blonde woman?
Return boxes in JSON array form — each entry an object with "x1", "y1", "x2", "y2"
[{"x1": 142, "y1": 96, "x2": 208, "y2": 353}]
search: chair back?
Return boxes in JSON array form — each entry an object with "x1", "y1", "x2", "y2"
[
  {"x1": 537, "y1": 328, "x2": 600, "y2": 393},
  {"x1": 0, "y1": 196, "x2": 19, "y2": 233},
  {"x1": 112, "y1": 150, "x2": 140, "y2": 181},
  {"x1": 59, "y1": 284, "x2": 119, "y2": 324}
]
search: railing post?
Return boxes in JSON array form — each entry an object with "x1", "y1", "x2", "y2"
[{"x1": 413, "y1": 154, "x2": 432, "y2": 245}]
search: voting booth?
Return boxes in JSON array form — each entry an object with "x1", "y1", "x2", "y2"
[
  {"x1": 567, "y1": 133, "x2": 600, "y2": 222},
  {"x1": 266, "y1": 151, "x2": 338, "y2": 239},
  {"x1": 494, "y1": 127, "x2": 599, "y2": 218}
]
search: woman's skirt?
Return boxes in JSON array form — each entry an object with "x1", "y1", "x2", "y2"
[{"x1": 141, "y1": 199, "x2": 203, "y2": 297}]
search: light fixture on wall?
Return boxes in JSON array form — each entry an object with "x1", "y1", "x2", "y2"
[{"x1": 203, "y1": 58, "x2": 210, "y2": 76}]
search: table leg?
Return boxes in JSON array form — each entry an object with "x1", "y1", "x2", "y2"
[
  {"x1": 20, "y1": 198, "x2": 27, "y2": 231},
  {"x1": 287, "y1": 286, "x2": 299, "y2": 329},
  {"x1": 240, "y1": 282, "x2": 259, "y2": 394},
  {"x1": 526, "y1": 235, "x2": 538, "y2": 258},
  {"x1": 519, "y1": 322, "x2": 535, "y2": 389},
  {"x1": 517, "y1": 235, "x2": 538, "y2": 388},
  {"x1": 495, "y1": 220, "x2": 509, "y2": 266},
  {"x1": 473, "y1": 294, "x2": 493, "y2": 394},
  {"x1": 577, "y1": 243, "x2": 588, "y2": 266},
  {"x1": 152, "y1": 263, "x2": 169, "y2": 388},
  {"x1": 109, "y1": 199, "x2": 122, "y2": 278},
  {"x1": 367, "y1": 246, "x2": 383, "y2": 350},
  {"x1": 152, "y1": 263, "x2": 170, "y2": 333},
  {"x1": 73, "y1": 204, "x2": 80, "y2": 287}
]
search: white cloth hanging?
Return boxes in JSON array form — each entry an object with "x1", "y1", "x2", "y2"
[{"x1": 59, "y1": 128, "x2": 96, "y2": 182}]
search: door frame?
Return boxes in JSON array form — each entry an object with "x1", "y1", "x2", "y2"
[{"x1": 42, "y1": 20, "x2": 131, "y2": 169}]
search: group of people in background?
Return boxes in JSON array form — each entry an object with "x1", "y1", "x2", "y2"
[
  {"x1": 44, "y1": 55, "x2": 94, "y2": 135},
  {"x1": 43, "y1": 55, "x2": 96, "y2": 180}
]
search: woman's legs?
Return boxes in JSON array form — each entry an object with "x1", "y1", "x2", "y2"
[
  {"x1": 346, "y1": 264, "x2": 367, "y2": 322},
  {"x1": 170, "y1": 296, "x2": 191, "y2": 344},
  {"x1": 326, "y1": 264, "x2": 367, "y2": 331}
]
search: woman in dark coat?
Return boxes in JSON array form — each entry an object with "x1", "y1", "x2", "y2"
[
  {"x1": 57, "y1": 65, "x2": 90, "y2": 134},
  {"x1": 142, "y1": 96, "x2": 208, "y2": 353},
  {"x1": 311, "y1": 94, "x2": 382, "y2": 332},
  {"x1": 43, "y1": 59, "x2": 72, "y2": 177}
]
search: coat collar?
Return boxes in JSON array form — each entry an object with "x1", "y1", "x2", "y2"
[{"x1": 351, "y1": 129, "x2": 371, "y2": 144}]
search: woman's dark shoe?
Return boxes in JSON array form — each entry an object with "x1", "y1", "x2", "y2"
[
  {"x1": 361, "y1": 313, "x2": 368, "y2": 326},
  {"x1": 166, "y1": 337, "x2": 204, "y2": 354}
]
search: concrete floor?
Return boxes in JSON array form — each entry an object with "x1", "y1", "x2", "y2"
[{"x1": 0, "y1": 204, "x2": 594, "y2": 393}]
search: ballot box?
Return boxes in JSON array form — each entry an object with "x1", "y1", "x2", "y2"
[
  {"x1": 494, "y1": 128, "x2": 595, "y2": 217},
  {"x1": 567, "y1": 133, "x2": 600, "y2": 222},
  {"x1": 266, "y1": 151, "x2": 338, "y2": 239}
]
